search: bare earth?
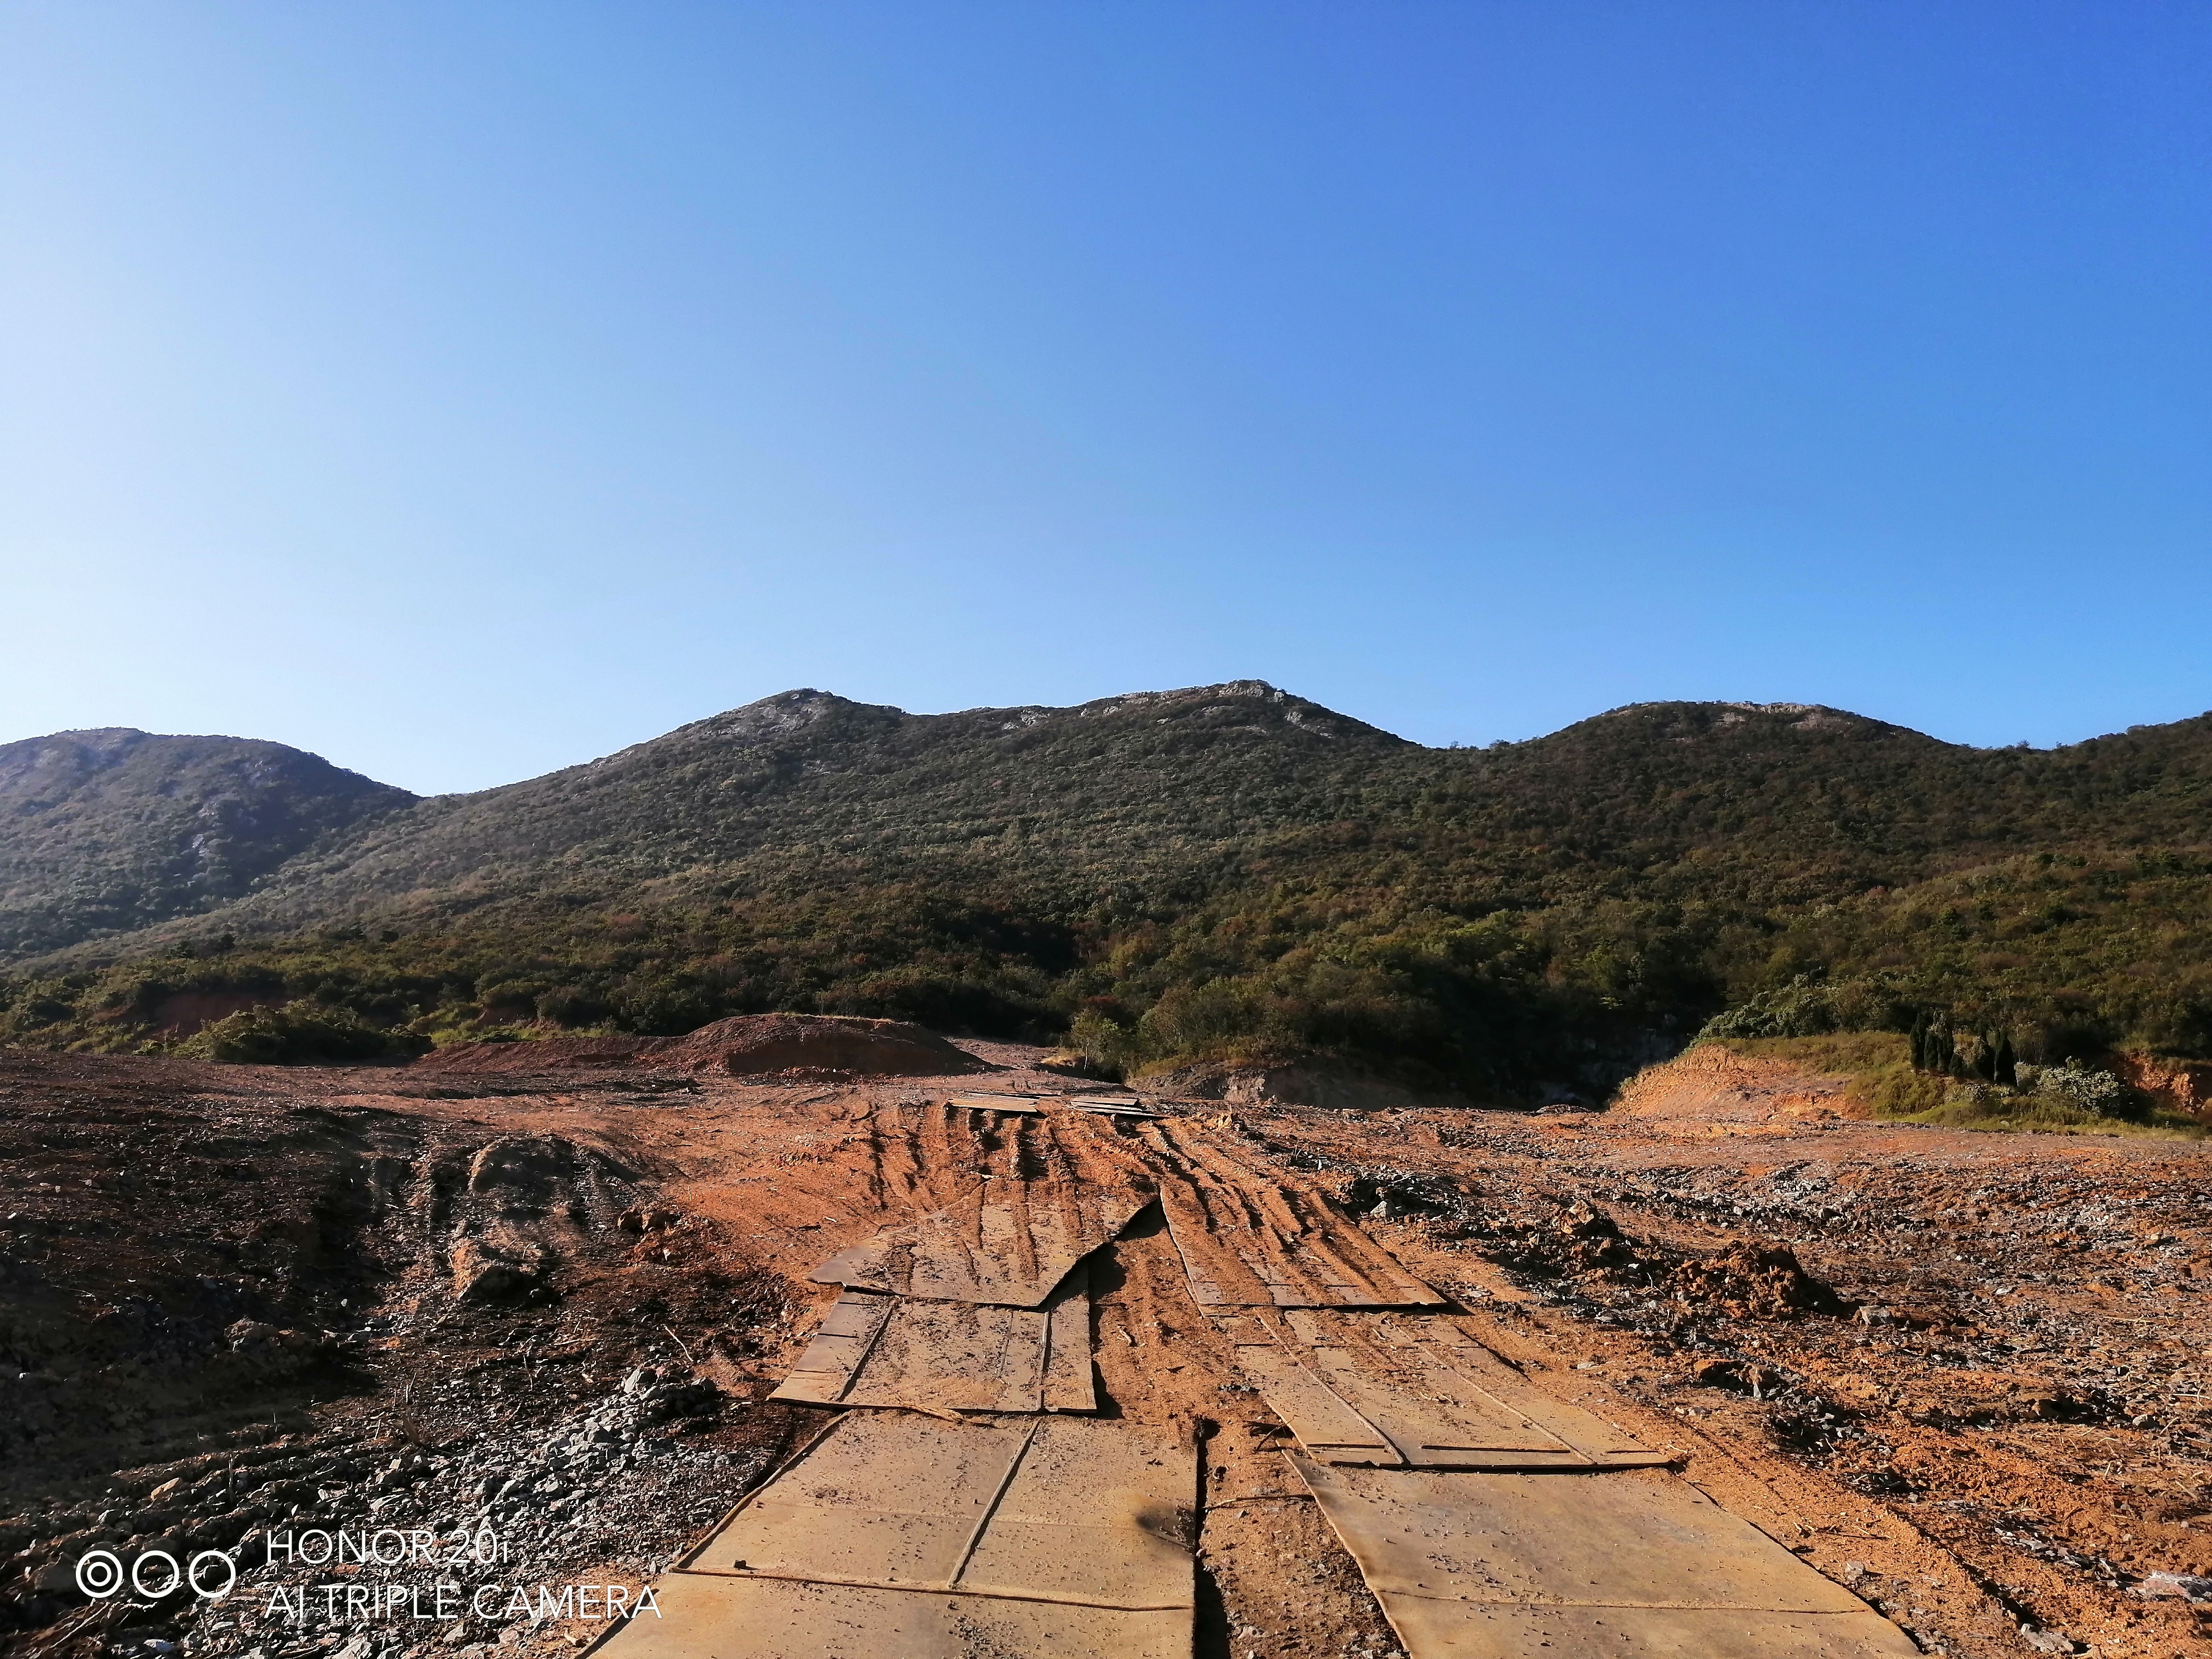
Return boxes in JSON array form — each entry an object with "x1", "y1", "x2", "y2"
[{"x1": 2, "y1": 1039, "x2": 2209, "y2": 1658}]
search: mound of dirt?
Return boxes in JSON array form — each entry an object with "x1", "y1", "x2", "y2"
[
  {"x1": 415, "y1": 1013, "x2": 986, "y2": 1079},
  {"x1": 662, "y1": 1013, "x2": 984, "y2": 1076},
  {"x1": 434, "y1": 1133, "x2": 641, "y2": 1301},
  {"x1": 1144, "y1": 1056, "x2": 1461, "y2": 1112},
  {"x1": 1670, "y1": 1241, "x2": 1851, "y2": 1320},
  {"x1": 1609, "y1": 1042, "x2": 1856, "y2": 1124}
]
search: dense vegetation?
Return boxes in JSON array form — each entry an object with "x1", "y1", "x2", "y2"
[
  {"x1": 0, "y1": 727, "x2": 415, "y2": 958},
  {"x1": 3, "y1": 685, "x2": 2210, "y2": 1096},
  {"x1": 1707, "y1": 1035, "x2": 2206, "y2": 1138}
]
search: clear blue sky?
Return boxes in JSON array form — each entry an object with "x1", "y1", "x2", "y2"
[{"x1": 3, "y1": 3, "x2": 2206, "y2": 794}]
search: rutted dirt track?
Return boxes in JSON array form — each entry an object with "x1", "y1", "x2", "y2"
[{"x1": 1, "y1": 1037, "x2": 2209, "y2": 1657}]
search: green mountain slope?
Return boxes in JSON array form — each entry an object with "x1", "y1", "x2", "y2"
[
  {"x1": 0, "y1": 729, "x2": 416, "y2": 959},
  {"x1": 104, "y1": 682, "x2": 1404, "y2": 938},
  {"x1": 4, "y1": 686, "x2": 2209, "y2": 1092}
]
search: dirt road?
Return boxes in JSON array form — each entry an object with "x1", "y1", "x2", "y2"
[{"x1": 2, "y1": 1040, "x2": 2208, "y2": 1657}]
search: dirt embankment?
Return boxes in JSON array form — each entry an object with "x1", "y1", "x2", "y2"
[
  {"x1": 2114, "y1": 1053, "x2": 2212, "y2": 1121},
  {"x1": 0, "y1": 1051, "x2": 811, "y2": 1659},
  {"x1": 0, "y1": 1057, "x2": 420, "y2": 1511},
  {"x1": 1609, "y1": 1041, "x2": 1861, "y2": 1125},
  {"x1": 415, "y1": 1012, "x2": 986, "y2": 1080}
]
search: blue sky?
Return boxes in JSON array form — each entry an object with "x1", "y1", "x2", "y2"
[{"x1": 3, "y1": 2, "x2": 2207, "y2": 794}]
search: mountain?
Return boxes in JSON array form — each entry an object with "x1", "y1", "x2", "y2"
[
  {"x1": 4, "y1": 686, "x2": 2210, "y2": 1092},
  {"x1": 83, "y1": 682, "x2": 1405, "y2": 943},
  {"x1": 0, "y1": 729, "x2": 416, "y2": 959}
]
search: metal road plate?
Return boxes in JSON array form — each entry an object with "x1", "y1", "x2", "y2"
[
  {"x1": 1154, "y1": 1171, "x2": 1444, "y2": 1308},
  {"x1": 1291, "y1": 1456, "x2": 1919, "y2": 1659},
  {"x1": 961, "y1": 1417, "x2": 1196, "y2": 1605},
  {"x1": 704, "y1": 1413, "x2": 1191, "y2": 1596},
  {"x1": 1220, "y1": 1319, "x2": 1571, "y2": 1469},
  {"x1": 1223, "y1": 1339, "x2": 1401, "y2": 1464},
  {"x1": 1287, "y1": 1309, "x2": 1641, "y2": 1464},
  {"x1": 697, "y1": 1414, "x2": 1191, "y2": 1604},
  {"x1": 1385, "y1": 1316, "x2": 1671, "y2": 1463},
  {"x1": 945, "y1": 1094, "x2": 1042, "y2": 1114},
  {"x1": 1368, "y1": 1600, "x2": 1924, "y2": 1658},
  {"x1": 1057, "y1": 1097, "x2": 1157, "y2": 1117},
  {"x1": 774, "y1": 1293, "x2": 897, "y2": 1404},
  {"x1": 812, "y1": 1182, "x2": 1153, "y2": 1307},
  {"x1": 596, "y1": 1572, "x2": 1191, "y2": 1659},
  {"x1": 1303, "y1": 1343, "x2": 1579, "y2": 1461},
  {"x1": 591, "y1": 1413, "x2": 1195, "y2": 1659},
  {"x1": 772, "y1": 1269, "x2": 1095, "y2": 1413},
  {"x1": 1218, "y1": 1311, "x2": 1668, "y2": 1470}
]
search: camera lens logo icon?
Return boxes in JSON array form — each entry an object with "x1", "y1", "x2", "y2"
[
  {"x1": 72, "y1": 1549, "x2": 235, "y2": 1602},
  {"x1": 74, "y1": 1550, "x2": 124, "y2": 1599}
]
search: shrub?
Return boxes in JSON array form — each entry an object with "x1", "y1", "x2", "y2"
[
  {"x1": 1697, "y1": 975, "x2": 1835, "y2": 1040},
  {"x1": 1134, "y1": 980, "x2": 1274, "y2": 1057},
  {"x1": 1066, "y1": 1009, "x2": 1139, "y2": 1076},
  {"x1": 179, "y1": 1001, "x2": 428, "y2": 1065},
  {"x1": 475, "y1": 979, "x2": 546, "y2": 1021},
  {"x1": 536, "y1": 985, "x2": 608, "y2": 1026},
  {"x1": 2032, "y1": 1059, "x2": 2137, "y2": 1118}
]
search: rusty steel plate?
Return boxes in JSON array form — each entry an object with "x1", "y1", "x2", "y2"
[
  {"x1": 1370, "y1": 1600, "x2": 1924, "y2": 1657},
  {"x1": 1225, "y1": 1336, "x2": 1400, "y2": 1462},
  {"x1": 772, "y1": 1268, "x2": 1095, "y2": 1413},
  {"x1": 945, "y1": 1093, "x2": 1042, "y2": 1114},
  {"x1": 812, "y1": 1181, "x2": 1152, "y2": 1307},
  {"x1": 594, "y1": 1571, "x2": 1190, "y2": 1659},
  {"x1": 695, "y1": 1413, "x2": 1192, "y2": 1604},
  {"x1": 1219, "y1": 1309, "x2": 1670, "y2": 1471},
  {"x1": 591, "y1": 1413, "x2": 1195, "y2": 1659},
  {"x1": 1145, "y1": 1136, "x2": 1444, "y2": 1308},
  {"x1": 1395, "y1": 1314, "x2": 1674, "y2": 1464},
  {"x1": 1055, "y1": 1096, "x2": 1159, "y2": 1117},
  {"x1": 1216, "y1": 1314, "x2": 1584, "y2": 1470},
  {"x1": 1291, "y1": 1456, "x2": 1920, "y2": 1659}
]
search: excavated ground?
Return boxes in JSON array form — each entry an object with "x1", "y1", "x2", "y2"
[{"x1": 1, "y1": 1040, "x2": 2208, "y2": 1658}]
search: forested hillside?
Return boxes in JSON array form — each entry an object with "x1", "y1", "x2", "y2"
[
  {"x1": 0, "y1": 729, "x2": 415, "y2": 959},
  {"x1": 3, "y1": 685, "x2": 2208, "y2": 1095}
]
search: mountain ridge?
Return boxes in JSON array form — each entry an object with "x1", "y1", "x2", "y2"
[
  {"x1": 0, "y1": 727, "x2": 416, "y2": 961},
  {"x1": 12, "y1": 682, "x2": 1404, "y2": 963},
  {"x1": 6, "y1": 683, "x2": 2210, "y2": 1093}
]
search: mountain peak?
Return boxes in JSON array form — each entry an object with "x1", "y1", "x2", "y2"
[
  {"x1": 0, "y1": 730, "x2": 416, "y2": 959},
  {"x1": 1573, "y1": 700, "x2": 1924, "y2": 744}
]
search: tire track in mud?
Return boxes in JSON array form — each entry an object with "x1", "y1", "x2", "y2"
[
  {"x1": 1146, "y1": 1119, "x2": 1279, "y2": 1236},
  {"x1": 1061, "y1": 1116, "x2": 1410, "y2": 1659},
  {"x1": 853, "y1": 1099, "x2": 895, "y2": 1212}
]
